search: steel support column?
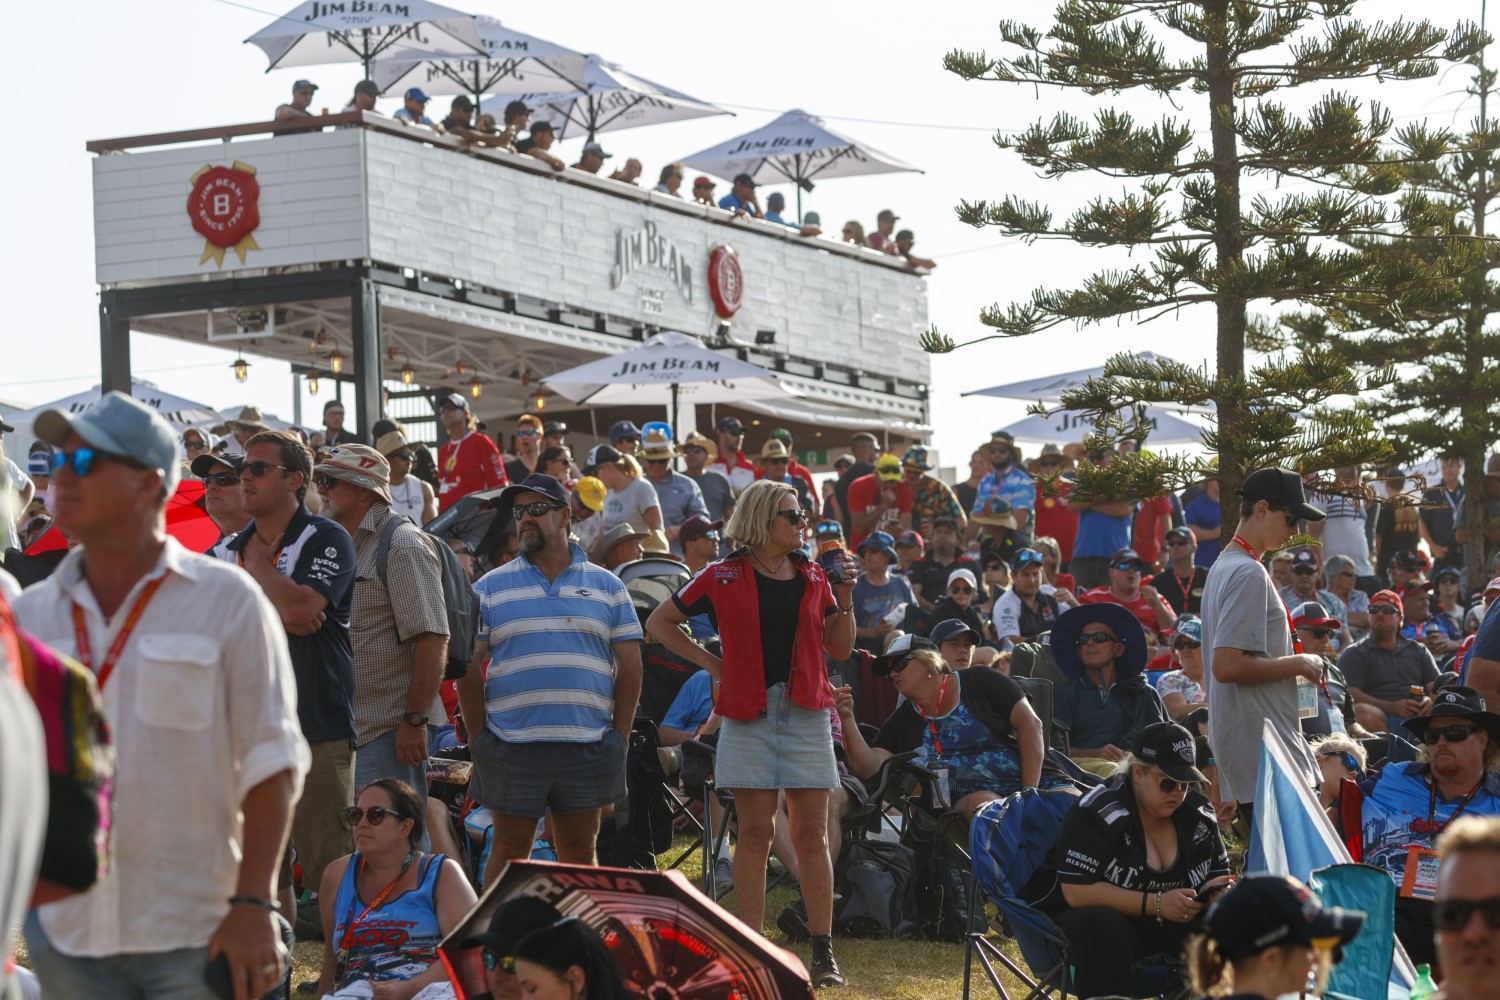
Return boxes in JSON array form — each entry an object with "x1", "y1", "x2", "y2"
[
  {"x1": 349, "y1": 272, "x2": 383, "y2": 435},
  {"x1": 99, "y1": 301, "x2": 132, "y2": 394}
]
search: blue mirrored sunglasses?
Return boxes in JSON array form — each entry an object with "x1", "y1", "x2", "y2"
[{"x1": 49, "y1": 446, "x2": 145, "y2": 477}]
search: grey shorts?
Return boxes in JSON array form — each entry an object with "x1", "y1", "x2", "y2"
[
  {"x1": 716, "y1": 682, "x2": 838, "y2": 790},
  {"x1": 468, "y1": 727, "x2": 627, "y2": 819}
]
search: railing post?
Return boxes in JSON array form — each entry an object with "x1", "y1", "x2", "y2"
[{"x1": 350, "y1": 269, "x2": 384, "y2": 436}]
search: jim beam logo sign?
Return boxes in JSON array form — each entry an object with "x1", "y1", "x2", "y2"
[
  {"x1": 612, "y1": 221, "x2": 693, "y2": 315},
  {"x1": 187, "y1": 161, "x2": 261, "y2": 268}
]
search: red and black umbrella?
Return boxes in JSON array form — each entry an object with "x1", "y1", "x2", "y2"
[
  {"x1": 438, "y1": 860, "x2": 814, "y2": 1000},
  {"x1": 25, "y1": 479, "x2": 221, "y2": 556}
]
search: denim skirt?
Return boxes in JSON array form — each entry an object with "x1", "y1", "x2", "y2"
[{"x1": 716, "y1": 682, "x2": 838, "y2": 790}]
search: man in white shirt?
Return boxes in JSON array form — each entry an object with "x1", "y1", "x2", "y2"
[{"x1": 15, "y1": 392, "x2": 308, "y2": 1000}]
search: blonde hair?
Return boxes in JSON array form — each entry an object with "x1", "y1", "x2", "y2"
[
  {"x1": 1438, "y1": 815, "x2": 1500, "y2": 860},
  {"x1": 1033, "y1": 536, "x2": 1061, "y2": 563},
  {"x1": 1311, "y1": 733, "x2": 1367, "y2": 772},
  {"x1": 516, "y1": 413, "x2": 542, "y2": 431},
  {"x1": 612, "y1": 453, "x2": 643, "y2": 480},
  {"x1": 725, "y1": 479, "x2": 796, "y2": 548},
  {"x1": 905, "y1": 648, "x2": 948, "y2": 677}
]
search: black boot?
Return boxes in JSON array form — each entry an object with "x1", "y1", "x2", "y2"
[{"x1": 810, "y1": 934, "x2": 845, "y2": 989}]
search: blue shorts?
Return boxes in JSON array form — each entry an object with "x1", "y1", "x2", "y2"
[
  {"x1": 716, "y1": 682, "x2": 838, "y2": 790},
  {"x1": 468, "y1": 727, "x2": 626, "y2": 818}
]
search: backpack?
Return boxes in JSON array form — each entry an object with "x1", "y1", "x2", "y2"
[
  {"x1": 903, "y1": 807, "x2": 978, "y2": 940},
  {"x1": 832, "y1": 840, "x2": 919, "y2": 939},
  {"x1": 375, "y1": 513, "x2": 479, "y2": 680}
]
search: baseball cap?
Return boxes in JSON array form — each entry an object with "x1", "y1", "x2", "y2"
[
  {"x1": 877, "y1": 209, "x2": 899, "y2": 222},
  {"x1": 902, "y1": 446, "x2": 932, "y2": 471},
  {"x1": 1133, "y1": 721, "x2": 1207, "y2": 783},
  {"x1": 583, "y1": 141, "x2": 612, "y2": 159},
  {"x1": 440, "y1": 392, "x2": 468, "y2": 411},
  {"x1": 543, "y1": 420, "x2": 567, "y2": 436},
  {"x1": 460, "y1": 897, "x2": 563, "y2": 954},
  {"x1": 678, "y1": 515, "x2": 723, "y2": 546},
  {"x1": 293, "y1": 79, "x2": 319, "y2": 92},
  {"x1": 833, "y1": 453, "x2": 856, "y2": 469},
  {"x1": 1388, "y1": 548, "x2": 1424, "y2": 570},
  {"x1": 499, "y1": 472, "x2": 570, "y2": 509},
  {"x1": 1435, "y1": 565, "x2": 1462, "y2": 583},
  {"x1": 1235, "y1": 467, "x2": 1326, "y2": 522},
  {"x1": 930, "y1": 618, "x2": 981, "y2": 647},
  {"x1": 989, "y1": 430, "x2": 1016, "y2": 444},
  {"x1": 1290, "y1": 601, "x2": 1341, "y2": 630},
  {"x1": 584, "y1": 443, "x2": 622, "y2": 475},
  {"x1": 875, "y1": 454, "x2": 902, "y2": 481},
  {"x1": 353, "y1": 79, "x2": 379, "y2": 97},
  {"x1": 190, "y1": 452, "x2": 245, "y2": 479},
  {"x1": 1205, "y1": 875, "x2": 1364, "y2": 963},
  {"x1": 895, "y1": 530, "x2": 924, "y2": 550},
  {"x1": 947, "y1": 567, "x2": 978, "y2": 591},
  {"x1": 530, "y1": 120, "x2": 555, "y2": 134},
  {"x1": 871, "y1": 634, "x2": 938, "y2": 677},
  {"x1": 1290, "y1": 549, "x2": 1320, "y2": 571},
  {"x1": 1369, "y1": 589, "x2": 1403, "y2": 610},
  {"x1": 1173, "y1": 617, "x2": 1202, "y2": 643},
  {"x1": 374, "y1": 430, "x2": 410, "y2": 457},
  {"x1": 769, "y1": 427, "x2": 794, "y2": 445},
  {"x1": 452, "y1": 95, "x2": 475, "y2": 111},
  {"x1": 895, "y1": 228, "x2": 914, "y2": 242},
  {"x1": 1110, "y1": 547, "x2": 1149, "y2": 570},
  {"x1": 609, "y1": 419, "x2": 642, "y2": 443},
  {"x1": 35, "y1": 391, "x2": 181, "y2": 493},
  {"x1": 732, "y1": 172, "x2": 757, "y2": 187},
  {"x1": 693, "y1": 175, "x2": 714, "y2": 188},
  {"x1": 1164, "y1": 526, "x2": 1192, "y2": 544},
  {"x1": 575, "y1": 476, "x2": 606, "y2": 512},
  {"x1": 319, "y1": 445, "x2": 394, "y2": 503},
  {"x1": 717, "y1": 415, "x2": 745, "y2": 434},
  {"x1": 404, "y1": 87, "x2": 430, "y2": 102}
]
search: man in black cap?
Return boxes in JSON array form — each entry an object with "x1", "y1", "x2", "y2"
[
  {"x1": 274, "y1": 78, "x2": 318, "y2": 125},
  {"x1": 541, "y1": 420, "x2": 568, "y2": 452},
  {"x1": 678, "y1": 514, "x2": 723, "y2": 576},
  {"x1": 707, "y1": 416, "x2": 755, "y2": 496},
  {"x1": 441, "y1": 95, "x2": 476, "y2": 133},
  {"x1": 343, "y1": 79, "x2": 380, "y2": 115},
  {"x1": 894, "y1": 229, "x2": 937, "y2": 270},
  {"x1": 1151, "y1": 526, "x2": 1206, "y2": 615},
  {"x1": 460, "y1": 897, "x2": 563, "y2": 1000},
  {"x1": 192, "y1": 451, "x2": 250, "y2": 555},
  {"x1": 718, "y1": 173, "x2": 762, "y2": 218},
  {"x1": 1353, "y1": 686, "x2": 1500, "y2": 965},
  {"x1": 1078, "y1": 546, "x2": 1177, "y2": 636},
  {"x1": 1200, "y1": 467, "x2": 1327, "y2": 824},
  {"x1": 517, "y1": 120, "x2": 565, "y2": 172}
]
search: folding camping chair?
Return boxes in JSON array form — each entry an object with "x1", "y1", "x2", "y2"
[{"x1": 1309, "y1": 862, "x2": 1402, "y2": 1000}]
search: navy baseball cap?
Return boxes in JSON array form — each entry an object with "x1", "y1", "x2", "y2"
[
  {"x1": 499, "y1": 473, "x2": 570, "y2": 509},
  {"x1": 609, "y1": 420, "x2": 642, "y2": 443},
  {"x1": 404, "y1": 87, "x2": 430, "y2": 102},
  {"x1": 930, "y1": 619, "x2": 981, "y2": 647},
  {"x1": 460, "y1": 897, "x2": 563, "y2": 954},
  {"x1": 1206, "y1": 875, "x2": 1364, "y2": 962},
  {"x1": 717, "y1": 416, "x2": 745, "y2": 434},
  {"x1": 190, "y1": 452, "x2": 245, "y2": 478},
  {"x1": 35, "y1": 391, "x2": 181, "y2": 493}
]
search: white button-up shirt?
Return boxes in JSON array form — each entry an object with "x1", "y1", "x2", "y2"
[{"x1": 13, "y1": 538, "x2": 309, "y2": 957}]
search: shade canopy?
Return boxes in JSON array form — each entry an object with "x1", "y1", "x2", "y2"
[
  {"x1": 371, "y1": 16, "x2": 589, "y2": 107},
  {"x1": 245, "y1": 0, "x2": 485, "y2": 76},
  {"x1": 679, "y1": 108, "x2": 922, "y2": 190},
  {"x1": 518, "y1": 55, "x2": 729, "y2": 142},
  {"x1": 992, "y1": 406, "x2": 1206, "y2": 446},
  {"x1": 541, "y1": 332, "x2": 795, "y2": 407},
  {"x1": 4, "y1": 380, "x2": 223, "y2": 434},
  {"x1": 964, "y1": 351, "x2": 1188, "y2": 403}
]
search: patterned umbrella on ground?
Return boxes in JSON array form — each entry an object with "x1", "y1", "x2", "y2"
[{"x1": 438, "y1": 860, "x2": 813, "y2": 1000}]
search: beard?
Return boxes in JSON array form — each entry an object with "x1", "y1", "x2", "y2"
[{"x1": 520, "y1": 525, "x2": 546, "y2": 554}]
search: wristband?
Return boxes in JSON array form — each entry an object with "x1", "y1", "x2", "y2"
[
  {"x1": 228, "y1": 895, "x2": 278, "y2": 912},
  {"x1": 1140, "y1": 891, "x2": 1148, "y2": 917}
]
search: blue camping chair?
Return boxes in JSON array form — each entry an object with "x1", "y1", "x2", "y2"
[{"x1": 1308, "y1": 862, "x2": 1401, "y2": 1000}]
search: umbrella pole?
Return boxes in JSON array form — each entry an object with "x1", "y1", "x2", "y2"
[
  {"x1": 795, "y1": 154, "x2": 803, "y2": 221},
  {"x1": 670, "y1": 382, "x2": 679, "y2": 441},
  {"x1": 362, "y1": 28, "x2": 372, "y2": 79}
]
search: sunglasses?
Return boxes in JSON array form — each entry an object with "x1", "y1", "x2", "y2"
[
  {"x1": 1111, "y1": 562, "x2": 1145, "y2": 572},
  {"x1": 1320, "y1": 749, "x2": 1362, "y2": 774},
  {"x1": 1434, "y1": 896, "x2": 1500, "y2": 932},
  {"x1": 1076, "y1": 631, "x2": 1121, "y2": 646},
  {"x1": 1173, "y1": 640, "x2": 1201, "y2": 651},
  {"x1": 1168, "y1": 538, "x2": 1190, "y2": 547},
  {"x1": 201, "y1": 471, "x2": 241, "y2": 487},
  {"x1": 481, "y1": 948, "x2": 518, "y2": 974},
  {"x1": 646, "y1": 458, "x2": 670, "y2": 465},
  {"x1": 185, "y1": 440, "x2": 208, "y2": 451},
  {"x1": 389, "y1": 451, "x2": 412, "y2": 462},
  {"x1": 703, "y1": 531, "x2": 721, "y2": 542},
  {"x1": 683, "y1": 447, "x2": 707, "y2": 456},
  {"x1": 49, "y1": 447, "x2": 146, "y2": 477},
  {"x1": 1420, "y1": 724, "x2": 1483, "y2": 745},
  {"x1": 344, "y1": 804, "x2": 405, "y2": 827},
  {"x1": 243, "y1": 461, "x2": 290, "y2": 478},
  {"x1": 1157, "y1": 776, "x2": 1189, "y2": 794},
  {"x1": 950, "y1": 586, "x2": 974, "y2": 595},
  {"x1": 513, "y1": 501, "x2": 565, "y2": 520},
  {"x1": 775, "y1": 508, "x2": 809, "y2": 524},
  {"x1": 1299, "y1": 627, "x2": 1333, "y2": 639},
  {"x1": 516, "y1": 428, "x2": 539, "y2": 437},
  {"x1": 1370, "y1": 605, "x2": 1401, "y2": 615},
  {"x1": 312, "y1": 473, "x2": 344, "y2": 491},
  {"x1": 1293, "y1": 566, "x2": 1318, "y2": 575}
]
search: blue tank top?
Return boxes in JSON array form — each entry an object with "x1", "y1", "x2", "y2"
[{"x1": 332, "y1": 852, "x2": 447, "y2": 985}]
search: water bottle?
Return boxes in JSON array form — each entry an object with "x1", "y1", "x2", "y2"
[
  {"x1": 818, "y1": 539, "x2": 849, "y2": 584},
  {"x1": 1408, "y1": 963, "x2": 1437, "y2": 1000}
]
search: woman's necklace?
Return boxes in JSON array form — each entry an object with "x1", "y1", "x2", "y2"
[{"x1": 750, "y1": 547, "x2": 790, "y2": 575}]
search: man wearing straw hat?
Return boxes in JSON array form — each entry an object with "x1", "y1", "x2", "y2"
[{"x1": 640, "y1": 426, "x2": 706, "y2": 558}]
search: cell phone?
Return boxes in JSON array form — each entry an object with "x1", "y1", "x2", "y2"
[
  {"x1": 1194, "y1": 883, "x2": 1226, "y2": 904},
  {"x1": 828, "y1": 673, "x2": 844, "y2": 689}
]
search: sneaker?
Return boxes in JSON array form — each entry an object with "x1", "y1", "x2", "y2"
[
  {"x1": 810, "y1": 941, "x2": 846, "y2": 989},
  {"x1": 294, "y1": 982, "x2": 319, "y2": 996},
  {"x1": 712, "y1": 856, "x2": 734, "y2": 891},
  {"x1": 776, "y1": 899, "x2": 811, "y2": 941}
]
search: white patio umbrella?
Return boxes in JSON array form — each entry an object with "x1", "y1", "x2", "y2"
[
  {"x1": 245, "y1": 0, "x2": 485, "y2": 79},
  {"x1": 964, "y1": 352, "x2": 1188, "y2": 403},
  {"x1": 993, "y1": 406, "x2": 1207, "y2": 446},
  {"x1": 541, "y1": 332, "x2": 796, "y2": 434},
  {"x1": 372, "y1": 16, "x2": 589, "y2": 114},
  {"x1": 3, "y1": 380, "x2": 225, "y2": 442},
  {"x1": 678, "y1": 109, "x2": 922, "y2": 218},
  {"x1": 518, "y1": 56, "x2": 730, "y2": 143}
]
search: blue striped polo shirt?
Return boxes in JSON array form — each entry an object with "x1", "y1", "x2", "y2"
[{"x1": 474, "y1": 542, "x2": 643, "y2": 743}]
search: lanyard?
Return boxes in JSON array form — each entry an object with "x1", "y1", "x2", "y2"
[
  {"x1": 443, "y1": 432, "x2": 472, "y2": 475},
  {"x1": 1172, "y1": 568, "x2": 1196, "y2": 605},
  {"x1": 1428, "y1": 776, "x2": 1485, "y2": 833},
  {"x1": 915, "y1": 672, "x2": 951, "y2": 758},
  {"x1": 1231, "y1": 535, "x2": 1304, "y2": 654},
  {"x1": 70, "y1": 576, "x2": 167, "y2": 690},
  {"x1": 337, "y1": 852, "x2": 416, "y2": 955}
]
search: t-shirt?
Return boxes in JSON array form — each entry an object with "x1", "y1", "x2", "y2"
[
  {"x1": 1079, "y1": 586, "x2": 1171, "y2": 637},
  {"x1": 1150, "y1": 565, "x2": 1207, "y2": 616},
  {"x1": 647, "y1": 471, "x2": 707, "y2": 556},
  {"x1": 1051, "y1": 776, "x2": 1229, "y2": 899},
  {"x1": 437, "y1": 432, "x2": 505, "y2": 513},
  {"x1": 602, "y1": 477, "x2": 661, "y2": 533},
  {"x1": 851, "y1": 573, "x2": 915, "y2": 650},
  {"x1": 1375, "y1": 500, "x2": 1422, "y2": 574},
  {"x1": 833, "y1": 461, "x2": 875, "y2": 534},
  {"x1": 660, "y1": 670, "x2": 714, "y2": 733},
  {"x1": 1337, "y1": 635, "x2": 1439, "y2": 716},
  {"x1": 1199, "y1": 541, "x2": 1318, "y2": 803},
  {"x1": 1421, "y1": 485, "x2": 1464, "y2": 556},
  {"x1": 707, "y1": 453, "x2": 757, "y2": 496},
  {"x1": 1470, "y1": 596, "x2": 1500, "y2": 667},
  {"x1": 992, "y1": 588, "x2": 1061, "y2": 642},
  {"x1": 1072, "y1": 508, "x2": 1132, "y2": 560},
  {"x1": 1314, "y1": 494, "x2": 1375, "y2": 577},
  {"x1": 1132, "y1": 495, "x2": 1174, "y2": 565},
  {"x1": 223, "y1": 506, "x2": 356, "y2": 743},
  {"x1": 393, "y1": 108, "x2": 436, "y2": 126},
  {"x1": 686, "y1": 469, "x2": 734, "y2": 524},
  {"x1": 845, "y1": 474, "x2": 914, "y2": 549},
  {"x1": 717, "y1": 192, "x2": 760, "y2": 216},
  {"x1": 1183, "y1": 493, "x2": 1222, "y2": 568},
  {"x1": 1032, "y1": 478, "x2": 1078, "y2": 562},
  {"x1": 955, "y1": 481, "x2": 979, "y2": 518}
]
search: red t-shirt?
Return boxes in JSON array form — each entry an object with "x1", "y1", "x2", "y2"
[
  {"x1": 1032, "y1": 479, "x2": 1078, "y2": 561},
  {"x1": 845, "y1": 473, "x2": 913, "y2": 549},
  {"x1": 436, "y1": 431, "x2": 506, "y2": 512},
  {"x1": 1079, "y1": 586, "x2": 1173, "y2": 638},
  {"x1": 1132, "y1": 495, "x2": 1174, "y2": 565}
]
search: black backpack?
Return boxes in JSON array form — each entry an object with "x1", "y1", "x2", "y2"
[
  {"x1": 903, "y1": 807, "x2": 978, "y2": 940},
  {"x1": 832, "y1": 840, "x2": 919, "y2": 939},
  {"x1": 375, "y1": 513, "x2": 479, "y2": 680}
]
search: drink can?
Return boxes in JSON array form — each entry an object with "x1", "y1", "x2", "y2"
[
  {"x1": 818, "y1": 539, "x2": 849, "y2": 585},
  {"x1": 1409, "y1": 685, "x2": 1424, "y2": 700}
]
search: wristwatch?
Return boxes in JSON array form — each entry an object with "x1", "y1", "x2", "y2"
[{"x1": 402, "y1": 712, "x2": 429, "y2": 727}]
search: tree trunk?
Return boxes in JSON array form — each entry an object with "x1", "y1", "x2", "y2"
[
  {"x1": 1463, "y1": 59, "x2": 1492, "y2": 585},
  {"x1": 1204, "y1": 1, "x2": 1248, "y2": 539}
]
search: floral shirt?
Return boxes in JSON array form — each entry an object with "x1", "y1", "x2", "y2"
[
  {"x1": 1155, "y1": 669, "x2": 1204, "y2": 705},
  {"x1": 911, "y1": 473, "x2": 964, "y2": 527}
]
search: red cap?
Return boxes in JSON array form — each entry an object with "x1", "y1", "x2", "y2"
[
  {"x1": 1398, "y1": 581, "x2": 1433, "y2": 597},
  {"x1": 693, "y1": 176, "x2": 713, "y2": 188},
  {"x1": 1369, "y1": 589, "x2": 1403, "y2": 610}
]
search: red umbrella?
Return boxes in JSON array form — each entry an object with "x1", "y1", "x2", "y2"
[
  {"x1": 25, "y1": 479, "x2": 221, "y2": 556},
  {"x1": 438, "y1": 861, "x2": 814, "y2": 1000}
]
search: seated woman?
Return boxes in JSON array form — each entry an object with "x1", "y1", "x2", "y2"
[
  {"x1": 1154, "y1": 618, "x2": 1206, "y2": 722},
  {"x1": 318, "y1": 779, "x2": 477, "y2": 999},
  {"x1": 1034, "y1": 722, "x2": 1232, "y2": 999},
  {"x1": 513, "y1": 917, "x2": 629, "y2": 1000},
  {"x1": 837, "y1": 646, "x2": 1072, "y2": 818}
]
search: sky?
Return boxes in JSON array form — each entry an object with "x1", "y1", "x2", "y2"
[{"x1": 0, "y1": 0, "x2": 1482, "y2": 469}]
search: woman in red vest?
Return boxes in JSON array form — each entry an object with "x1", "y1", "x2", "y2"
[{"x1": 647, "y1": 479, "x2": 856, "y2": 989}]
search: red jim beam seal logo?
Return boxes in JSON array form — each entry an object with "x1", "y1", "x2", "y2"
[
  {"x1": 187, "y1": 161, "x2": 261, "y2": 268},
  {"x1": 707, "y1": 245, "x2": 744, "y2": 319}
]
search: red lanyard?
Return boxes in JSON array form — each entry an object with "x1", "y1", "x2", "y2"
[
  {"x1": 70, "y1": 576, "x2": 167, "y2": 690},
  {"x1": 915, "y1": 673, "x2": 951, "y2": 758},
  {"x1": 1173, "y1": 568, "x2": 1196, "y2": 605},
  {"x1": 1231, "y1": 535, "x2": 1304, "y2": 654},
  {"x1": 338, "y1": 854, "x2": 415, "y2": 953}
]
